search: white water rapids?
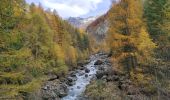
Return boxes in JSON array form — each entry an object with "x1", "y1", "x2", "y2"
[{"x1": 62, "y1": 55, "x2": 98, "y2": 100}]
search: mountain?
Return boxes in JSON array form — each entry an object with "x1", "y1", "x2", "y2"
[
  {"x1": 86, "y1": 14, "x2": 109, "y2": 42},
  {"x1": 67, "y1": 16, "x2": 99, "y2": 30}
]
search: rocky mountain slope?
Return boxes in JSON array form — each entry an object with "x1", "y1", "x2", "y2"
[
  {"x1": 86, "y1": 14, "x2": 109, "y2": 42},
  {"x1": 67, "y1": 16, "x2": 99, "y2": 30}
]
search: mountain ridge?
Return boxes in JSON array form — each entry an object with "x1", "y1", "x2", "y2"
[{"x1": 67, "y1": 16, "x2": 99, "y2": 30}]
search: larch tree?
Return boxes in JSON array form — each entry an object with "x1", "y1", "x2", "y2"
[{"x1": 107, "y1": 0, "x2": 156, "y2": 74}]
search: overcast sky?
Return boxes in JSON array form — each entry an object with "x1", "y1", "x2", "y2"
[{"x1": 26, "y1": 0, "x2": 112, "y2": 18}]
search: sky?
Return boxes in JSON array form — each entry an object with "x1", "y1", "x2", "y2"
[{"x1": 25, "y1": 0, "x2": 112, "y2": 18}]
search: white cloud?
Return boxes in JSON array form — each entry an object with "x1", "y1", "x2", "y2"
[{"x1": 41, "y1": 0, "x2": 103, "y2": 18}]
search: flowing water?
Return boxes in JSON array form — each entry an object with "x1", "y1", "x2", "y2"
[{"x1": 62, "y1": 55, "x2": 98, "y2": 100}]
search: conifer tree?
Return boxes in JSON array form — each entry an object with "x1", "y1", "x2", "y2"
[
  {"x1": 144, "y1": 0, "x2": 170, "y2": 43},
  {"x1": 107, "y1": 0, "x2": 156, "y2": 73},
  {"x1": 144, "y1": 0, "x2": 170, "y2": 60}
]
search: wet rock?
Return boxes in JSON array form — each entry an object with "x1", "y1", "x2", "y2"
[
  {"x1": 78, "y1": 72, "x2": 85, "y2": 76},
  {"x1": 67, "y1": 82, "x2": 75, "y2": 86},
  {"x1": 85, "y1": 74, "x2": 88, "y2": 78},
  {"x1": 80, "y1": 67, "x2": 85, "y2": 70},
  {"x1": 94, "y1": 60, "x2": 103, "y2": 65},
  {"x1": 71, "y1": 88, "x2": 74, "y2": 90},
  {"x1": 69, "y1": 71, "x2": 77, "y2": 77},
  {"x1": 77, "y1": 86, "x2": 81, "y2": 89},
  {"x1": 67, "y1": 77, "x2": 73, "y2": 82},
  {"x1": 66, "y1": 77, "x2": 77, "y2": 86},
  {"x1": 85, "y1": 68, "x2": 90, "y2": 73}
]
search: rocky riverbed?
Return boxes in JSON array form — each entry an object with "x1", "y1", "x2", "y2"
[
  {"x1": 40, "y1": 53, "x2": 110, "y2": 100},
  {"x1": 26, "y1": 52, "x2": 169, "y2": 100}
]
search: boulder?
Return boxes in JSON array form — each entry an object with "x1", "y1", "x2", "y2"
[
  {"x1": 85, "y1": 68, "x2": 90, "y2": 73},
  {"x1": 118, "y1": 81, "x2": 128, "y2": 90},
  {"x1": 67, "y1": 81, "x2": 75, "y2": 86},
  {"x1": 41, "y1": 81, "x2": 68, "y2": 99},
  {"x1": 98, "y1": 66, "x2": 105, "y2": 71},
  {"x1": 58, "y1": 84, "x2": 68, "y2": 98},
  {"x1": 42, "y1": 85, "x2": 50, "y2": 90},
  {"x1": 80, "y1": 67, "x2": 85, "y2": 70},
  {"x1": 78, "y1": 72, "x2": 85, "y2": 76},
  {"x1": 47, "y1": 74, "x2": 59, "y2": 81},
  {"x1": 106, "y1": 75, "x2": 119, "y2": 82},
  {"x1": 127, "y1": 86, "x2": 137, "y2": 95},
  {"x1": 113, "y1": 76, "x2": 119, "y2": 81},
  {"x1": 77, "y1": 62, "x2": 84, "y2": 67},
  {"x1": 69, "y1": 71, "x2": 77, "y2": 77},
  {"x1": 101, "y1": 75, "x2": 107, "y2": 80},
  {"x1": 94, "y1": 60, "x2": 103, "y2": 65},
  {"x1": 66, "y1": 77, "x2": 77, "y2": 86},
  {"x1": 85, "y1": 74, "x2": 88, "y2": 78},
  {"x1": 67, "y1": 77, "x2": 73, "y2": 82},
  {"x1": 96, "y1": 71, "x2": 107, "y2": 79},
  {"x1": 77, "y1": 86, "x2": 81, "y2": 89}
]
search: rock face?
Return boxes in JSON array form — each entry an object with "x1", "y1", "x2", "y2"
[
  {"x1": 86, "y1": 15, "x2": 109, "y2": 42},
  {"x1": 67, "y1": 16, "x2": 99, "y2": 30}
]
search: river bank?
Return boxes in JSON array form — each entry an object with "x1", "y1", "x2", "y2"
[{"x1": 24, "y1": 53, "x2": 109, "y2": 100}]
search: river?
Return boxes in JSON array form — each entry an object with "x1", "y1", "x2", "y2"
[{"x1": 62, "y1": 54, "x2": 99, "y2": 100}]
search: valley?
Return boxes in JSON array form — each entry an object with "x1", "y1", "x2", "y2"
[{"x1": 0, "y1": 0, "x2": 170, "y2": 100}]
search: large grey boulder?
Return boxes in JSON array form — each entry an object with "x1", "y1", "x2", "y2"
[
  {"x1": 94, "y1": 60, "x2": 103, "y2": 65},
  {"x1": 41, "y1": 80, "x2": 68, "y2": 99},
  {"x1": 85, "y1": 68, "x2": 90, "y2": 73}
]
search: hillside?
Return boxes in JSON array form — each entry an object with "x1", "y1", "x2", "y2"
[
  {"x1": 86, "y1": 14, "x2": 109, "y2": 42},
  {"x1": 0, "y1": 2, "x2": 90, "y2": 99},
  {"x1": 0, "y1": 0, "x2": 170, "y2": 100},
  {"x1": 67, "y1": 16, "x2": 98, "y2": 30}
]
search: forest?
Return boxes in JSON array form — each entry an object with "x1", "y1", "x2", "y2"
[
  {"x1": 0, "y1": 0, "x2": 170, "y2": 100},
  {"x1": 0, "y1": 0, "x2": 90, "y2": 98}
]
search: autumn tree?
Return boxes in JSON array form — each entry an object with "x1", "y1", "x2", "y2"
[
  {"x1": 107, "y1": 0, "x2": 156, "y2": 74},
  {"x1": 0, "y1": 2, "x2": 90, "y2": 99},
  {"x1": 0, "y1": 0, "x2": 25, "y2": 31}
]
